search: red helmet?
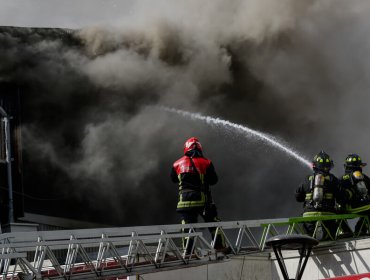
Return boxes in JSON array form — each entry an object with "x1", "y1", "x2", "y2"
[{"x1": 184, "y1": 137, "x2": 202, "y2": 154}]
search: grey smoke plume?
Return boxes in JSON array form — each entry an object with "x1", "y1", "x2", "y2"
[{"x1": 2, "y1": 0, "x2": 370, "y2": 225}]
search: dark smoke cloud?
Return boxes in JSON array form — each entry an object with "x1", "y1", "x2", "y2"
[{"x1": 2, "y1": 0, "x2": 370, "y2": 225}]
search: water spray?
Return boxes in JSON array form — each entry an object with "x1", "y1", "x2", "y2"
[{"x1": 159, "y1": 106, "x2": 311, "y2": 168}]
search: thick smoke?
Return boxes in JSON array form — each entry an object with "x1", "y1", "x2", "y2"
[{"x1": 2, "y1": 0, "x2": 370, "y2": 225}]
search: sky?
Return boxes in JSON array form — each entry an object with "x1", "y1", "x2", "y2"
[
  {"x1": 1, "y1": 0, "x2": 370, "y2": 226},
  {"x1": 0, "y1": 0, "x2": 135, "y2": 28}
]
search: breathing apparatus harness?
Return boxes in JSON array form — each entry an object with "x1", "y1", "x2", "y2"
[
  {"x1": 188, "y1": 156, "x2": 214, "y2": 215},
  {"x1": 350, "y1": 171, "x2": 369, "y2": 201}
]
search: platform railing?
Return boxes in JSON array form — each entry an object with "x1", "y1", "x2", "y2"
[{"x1": 259, "y1": 213, "x2": 369, "y2": 250}]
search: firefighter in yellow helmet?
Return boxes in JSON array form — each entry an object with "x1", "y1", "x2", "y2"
[
  {"x1": 340, "y1": 154, "x2": 370, "y2": 236},
  {"x1": 295, "y1": 151, "x2": 342, "y2": 240}
]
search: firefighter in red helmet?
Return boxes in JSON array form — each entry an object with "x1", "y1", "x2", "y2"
[{"x1": 171, "y1": 137, "x2": 227, "y2": 254}]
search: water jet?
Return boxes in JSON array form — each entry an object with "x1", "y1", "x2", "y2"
[{"x1": 160, "y1": 106, "x2": 311, "y2": 168}]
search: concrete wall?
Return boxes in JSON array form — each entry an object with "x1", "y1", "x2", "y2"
[
  {"x1": 128, "y1": 253, "x2": 275, "y2": 280},
  {"x1": 128, "y1": 237, "x2": 370, "y2": 280},
  {"x1": 279, "y1": 237, "x2": 370, "y2": 280}
]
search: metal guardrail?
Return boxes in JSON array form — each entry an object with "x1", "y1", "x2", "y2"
[
  {"x1": 259, "y1": 214, "x2": 370, "y2": 250},
  {"x1": 0, "y1": 214, "x2": 368, "y2": 279}
]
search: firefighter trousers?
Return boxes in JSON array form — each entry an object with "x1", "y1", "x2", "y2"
[{"x1": 178, "y1": 204, "x2": 225, "y2": 254}]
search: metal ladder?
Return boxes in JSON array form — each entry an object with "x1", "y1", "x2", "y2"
[
  {"x1": 0, "y1": 219, "x2": 283, "y2": 279},
  {"x1": 0, "y1": 215, "x2": 366, "y2": 280}
]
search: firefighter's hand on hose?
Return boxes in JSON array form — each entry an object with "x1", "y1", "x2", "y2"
[{"x1": 203, "y1": 202, "x2": 218, "y2": 217}]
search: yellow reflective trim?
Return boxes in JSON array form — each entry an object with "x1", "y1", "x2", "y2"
[
  {"x1": 305, "y1": 193, "x2": 333, "y2": 200},
  {"x1": 320, "y1": 159, "x2": 323, "y2": 163},
  {"x1": 343, "y1": 174, "x2": 350, "y2": 180},
  {"x1": 303, "y1": 211, "x2": 335, "y2": 217},
  {"x1": 177, "y1": 192, "x2": 206, "y2": 208},
  {"x1": 181, "y1": 220, "x2": 189, "y2": 249},
  {"x1": 324, "y1": 193, "x2": 333, "y2": 199},
  {"x1": 177, "y1": 201, "x2": 205, "y2": 208},
  {"x1": 345, "y1": 189, "x2": 353, "y2": 199},
  {"x1": 178, "y1": 174, "x2": 182, "y2": 186},
  {"x1": 200, "y1": 174, "x2": 205, "y2": 185},
  {"x1": 353, "y1": 158, "x2": 357, "y2": 162}
]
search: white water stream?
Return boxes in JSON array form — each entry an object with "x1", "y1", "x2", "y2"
[{"x1": 160, "y1": 106, "x2": 311, "y2": 168}]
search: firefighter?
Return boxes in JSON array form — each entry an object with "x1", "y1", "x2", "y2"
[
  {"x1": 295, "y1": 151, "x2": 341, "y2": 240},
  {"x1": 340, "y1": 154, "x2": 370, "y2": 236},
  {"x1": 171, "y1": 137, "x2": 227, "y2": 254}
]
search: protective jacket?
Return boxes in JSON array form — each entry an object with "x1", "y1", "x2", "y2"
[
  {"x1": 171, "y1": 155, "x2": 218, "y2": 211},
  {"x1": 340, "y1": 171, "x2": 370, "y2": 212},
  {"x1": 295, "y1": 172, "x2": 340, "y2": 215}
]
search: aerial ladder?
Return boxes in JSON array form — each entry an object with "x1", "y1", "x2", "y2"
[{"x1": 0, "y1": 213, "x2": 368, "y2": 280}]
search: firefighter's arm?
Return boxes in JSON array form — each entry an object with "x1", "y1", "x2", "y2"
[
  {"x1": 206, "y1": 162, "x2": 218, "y2": 185},
  {"x1": 339, "y1": 178, "x2": 354, "y2": 201},
  {"x1": 335, "y1": 179, "x2": 349, "y2": 205},
  {"x1": 342, "y1": 187, "x2": 353, "y2": 202},
  {"x1": 364, "y1": 174, "x2": 370, "y2": 190},
  {"x1": 295, "y1": 180, "x2": 307, "y2": 202},
  {"x1": 170, "y1": 167, "x2": 179, "y2": 183}
]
